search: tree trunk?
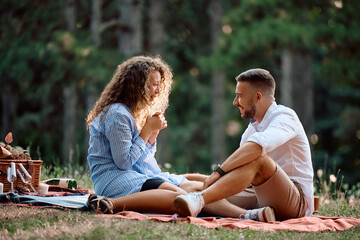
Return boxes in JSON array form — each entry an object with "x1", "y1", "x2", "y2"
[
  {"x1": 91, "y1": 0, "x2": 102, "y2": 48},
  {"x1": 63, "y1": 83, "x2": 77, "y2": 165},
  {"x1": 117, "y1": 0, "x2": 143, "y2": 56},
  {"x1": 148, "y1": 0, "x2": 169, "y2": 166},
  {"x1": 82, "y1": 0, "x2": 103, "y2": 168},
  {"x1": 62, "y1": 0, "x2": 77, "y2": 166},
  {"x1": 210, "y1": 0, "x2": 226, "y2": 163},
  {"x1": 84, "y1": 84, "x2": 97, "y2": 168},
  {"x1": 148, "y1": 0, "x2": 164, "y2": 55},
  {"x1": 281, "y1": 48, "x2": 314, "y2": 139},
  {"x1": 64, "y1": 0, "x2": 75, "y2": 32},
  {"x1": 1, "y1": 92, "x2": 16, "y2": 137},
  {"x1": 209, "y1": 0, "x2": 226, "y2": 165}
]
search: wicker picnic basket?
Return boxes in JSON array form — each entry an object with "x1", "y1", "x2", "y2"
[{"x1": 0, "y1": 159, "x2": 43, "y2": 192}]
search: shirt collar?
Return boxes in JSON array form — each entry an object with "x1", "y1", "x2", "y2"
[{"x1": 251, "y1": 102, "x2": 277, "y2": 127}]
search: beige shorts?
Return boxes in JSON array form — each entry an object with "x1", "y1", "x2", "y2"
[{"x1": 227, "y1": 164, "x2": 307, "y2": 220}]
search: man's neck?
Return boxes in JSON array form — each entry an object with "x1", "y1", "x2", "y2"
[{"x1": 254, "y1": 101, "x2": 274, "y2": 123}]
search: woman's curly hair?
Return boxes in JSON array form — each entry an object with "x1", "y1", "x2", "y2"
[{"x1": 86, "y1": 56, "x2": 173, "y2": 130}]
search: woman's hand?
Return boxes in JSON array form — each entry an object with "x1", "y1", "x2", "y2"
[
  {"x1": 182, "y1": 173, "x2": 209, "y2": 182},
  {"x1": 140, "y1": 112, "x2": 167, "y2": 144},
  {"x1": 148, "y1": 130, "x2": 159, "y2": 146},
  {"x1": 145, "y1": 112, "x2": 167, "y2": 131}
]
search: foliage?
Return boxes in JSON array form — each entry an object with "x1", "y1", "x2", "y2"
[
  {"x1": 215, "y1": 0, "x2": 360, "y2": 184},
  {"x1": 315, "y1": 167, "x2": 360, "y2": 201},
  {"x1": 0, "y1": 0, "x2": 122, "y2": 165},
  {"x1": 0, "y1": 0, "x2": 360, "y2": 184},
  {"x1": 163, "y1": 0, "x2": 214, "y2": 173}
]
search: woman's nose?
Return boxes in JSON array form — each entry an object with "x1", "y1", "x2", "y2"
[{"x1": 155, "y1": 87, "x2": 160, "y2": 94}]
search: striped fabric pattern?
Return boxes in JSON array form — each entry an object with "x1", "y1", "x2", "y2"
[{"x1": 87, "y1": 103, "x2": 186, "y2": 198}]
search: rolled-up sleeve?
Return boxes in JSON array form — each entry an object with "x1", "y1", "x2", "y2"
[
  {"x1": 146, "y1": 141, "x2": 157, "y2": 154},
  {"x1": 247, "y1": 114, "x2": 298, "y2": 156},
  {"x1": 105, "y1": 111, "x2": 146, "y2": 170}
]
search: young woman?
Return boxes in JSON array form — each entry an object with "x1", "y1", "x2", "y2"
[{"x1": 86, "y1": 56, "x2": 244, "y2": 217}]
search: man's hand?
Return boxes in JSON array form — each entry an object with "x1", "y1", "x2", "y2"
[{"x1": 203, "y1": 172, "x2": 221, "y2": 189}]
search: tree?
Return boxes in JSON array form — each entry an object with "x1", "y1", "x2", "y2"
[
  {"x1": 214, "y1": 0, "x2": 360, "y2": 184},
  {"x1": 62, "y1": 0, "x2": 77, "y2": 166},
  {"x1": 147, "y1": 0, "x2": 170, "y2": 166},
  {"x1": 281, "y1": 48, "x2": 313, "y2": 139},
  {"x1": 1, "y1": 0, "x2": 359, "y2": 185},
  {"x1": 209, "y1": 0, "x2": 226, "y2": 165},
  {"x1": 117, "y1": 0, "x2": 143, "y2": 56}
]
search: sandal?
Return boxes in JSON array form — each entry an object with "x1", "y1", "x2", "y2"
[
  {"x1": 87, "y1": 194, "x2": 114, "y2": 214},
  {"x1": 87, "y1": 194, "x2": 99, "y2": 211}
]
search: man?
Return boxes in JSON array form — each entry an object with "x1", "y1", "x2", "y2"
[{"x1": 174, "y1": 68, "x2": 314, "y2": 222}]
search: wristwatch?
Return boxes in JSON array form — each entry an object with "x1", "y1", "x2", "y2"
[{"x1": 213, "y1": 164, "x2": 226, "y2": 176}]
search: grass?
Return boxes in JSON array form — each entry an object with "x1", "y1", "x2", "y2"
[
  {"x1": 0, "y1": 199, "x2": 359, "y2": 239},
  {"x1": 0, "y1": 165, "x2": 359, "y2": 239}
]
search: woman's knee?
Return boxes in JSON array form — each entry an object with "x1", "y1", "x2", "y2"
[{"x1": 158, "y1": 182, "x2": 187, "y2": 194}]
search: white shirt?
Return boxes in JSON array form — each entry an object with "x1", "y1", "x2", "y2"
[{"x1": 240, "y1": 102, "x2": 314, "y2": 216}]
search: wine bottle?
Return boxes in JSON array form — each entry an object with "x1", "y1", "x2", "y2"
[{"x1": 43, "y1": 178, "x2": 77, "y2": 189}]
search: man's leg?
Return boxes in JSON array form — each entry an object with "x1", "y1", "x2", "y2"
[
  {"x1": 226, "y1": 186, "x2": 259, "y2": 210},
  {"x1": 202, "y1": 155, "x2": 276, "y2": 205},
  {"x1": 174, "y1": 155, "x2": 277, "y2": 221},
  {"x1": 253, "y1": 164, "x2": 308, "y2": 220},
  {"x1": 183, "y1": 173, "x2": 260, "y2": 210},
  {"x1": 180, "y1": 180, "x2": 247, "y2": 218}
]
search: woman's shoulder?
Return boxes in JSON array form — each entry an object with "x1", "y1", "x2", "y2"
[
  {"x1": 90, "y1": 103, "x2": 132, "y2": 130},
  {"x1": 106, "y1": 103, "x2": 133, "y2": 122},
  {"x1": 108, "y1": 103, "x2": 131, "y2": 114}
]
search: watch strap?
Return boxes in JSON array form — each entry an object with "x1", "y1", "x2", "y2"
[{"x1": 214, "y1": 164, "x2": 226, "y2": 176}]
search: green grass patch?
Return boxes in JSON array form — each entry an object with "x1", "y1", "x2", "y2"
[
  {"x1": 1, "y1": 164, "x2": 356, "y2": 239},
  {"x1": 1, "y1": 201, "x2": 359, "y2": 240}
]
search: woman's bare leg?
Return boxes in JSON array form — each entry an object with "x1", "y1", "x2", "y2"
[
  {"x1": 158, "y1": 182, "x2": 187, "y2": 194},
  {"x1": 108, "y1": 180, "x2": 247, "y2": 217},
  {"x1": 109, "y1": 189, "x2": 181, "y2": 214}
]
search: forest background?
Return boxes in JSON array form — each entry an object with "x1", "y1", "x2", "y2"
[{"x1": 1, "y1": 0, "x2": 359, "y2": 187}]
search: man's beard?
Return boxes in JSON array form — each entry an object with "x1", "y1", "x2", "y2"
[{"x1": 242, "y1": 103, "x2": 256, "y2": 119}]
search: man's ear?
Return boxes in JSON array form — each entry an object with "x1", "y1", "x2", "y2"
[{"x1": 256, "y1": 91, "x2": 262, "y2": 101}]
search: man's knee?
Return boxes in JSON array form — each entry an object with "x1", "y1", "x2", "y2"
[
  {"x1": 252, "y1": 155, "x2": 276, "y2": 186},
  {"x1": 255, "y1": 155, "x2": 276, "y2": 169}
]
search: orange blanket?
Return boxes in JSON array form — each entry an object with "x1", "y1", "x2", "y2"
[{"x1": 98, "y1": 211, "x2": 360, "y2": 232}]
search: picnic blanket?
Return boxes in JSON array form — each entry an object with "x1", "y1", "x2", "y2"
[
  {"x1": 0, "y1": 192, "x2": 90, "y2": 210},
  {"x1": 1, "y1": 191, "x2": 360, "y2": 232},
  {"x1": 98, "y1": 211, "x2": 360, "y2": 232}
]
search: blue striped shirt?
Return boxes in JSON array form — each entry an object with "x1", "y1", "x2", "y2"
[{"x1": 87, "y1": 103, "x2": 186, "y2": 198}]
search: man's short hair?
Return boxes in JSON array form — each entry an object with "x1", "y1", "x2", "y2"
[{"x1": 235, "y1": 68, "x2": 276, "y2": 95}]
